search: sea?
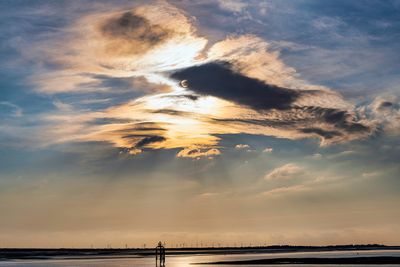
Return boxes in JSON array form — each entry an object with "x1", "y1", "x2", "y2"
[{"x1": 1, "y1": 249, "x2": 400, "y2": 267}]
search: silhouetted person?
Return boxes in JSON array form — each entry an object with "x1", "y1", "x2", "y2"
[{"x1": 155, "y1": 241, "x2": 166, "y2": 266}]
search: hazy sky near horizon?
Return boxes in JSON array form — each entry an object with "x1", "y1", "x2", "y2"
[{"x1": 0, "y1": 0, "x2": 400, "y2": 248}]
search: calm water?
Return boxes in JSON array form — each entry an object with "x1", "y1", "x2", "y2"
[{"x1": 1, "y1": 250, "x2": 400, "y2": 267}]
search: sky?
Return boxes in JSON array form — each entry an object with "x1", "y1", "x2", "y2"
[{"x1": 0, "y1": 0, "x2": 399, "y2": 248}]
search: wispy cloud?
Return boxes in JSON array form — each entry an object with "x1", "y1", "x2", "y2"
[
  {"x1": 0, "y1": 101, "x2": 22, "y2": 117},
  {"x1": 262, "y1": 184, "x2": 308, "y2": 198},
  {"x1": 264, "y1": 163, "x2": 305, "y2": 181},
  {"x1": 217, "y1": 0, "x2": 247, "y2": 13}
]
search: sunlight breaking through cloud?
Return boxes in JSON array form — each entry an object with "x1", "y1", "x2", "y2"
[{"x1": 29, "y1": 2, "x2": 380, "y2": 158}]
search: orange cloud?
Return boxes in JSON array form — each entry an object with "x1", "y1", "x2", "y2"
[{"x1": 176, "y1": 147, "x2": 221, "y2": 159}]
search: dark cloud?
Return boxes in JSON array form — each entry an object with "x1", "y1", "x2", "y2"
[
  {"x1": 150, "y1": 109, "x2": 194, "y2": 116},
  {"x1": 110, "y1": 123, "x2": 168, "y2": 148},
  {"x1": 212, "y1": 118, "x2": 297, "y2": 128},
  {"x1": 187, "y1": 148, "x2": 199, "y2": 155},
  {"x1": 163, "y1": 94, "x2": 200, "y2": 101},
  {"x1": 87, "y1": 118, "x2": 134, "y2": 126},
  {"x1": 300, "y1": 128, "x2": 342, "y2": 140},
  {"x1": 134, "y1": 122, "x2": 166, "y2": 128},
  {"x1": 102, "y1": 12, "x2": 169, "y2": 43},
  {"x1": 308, "y1": 107, "x2": 371, "y2": 133},
  {"x1": 135, "y1": 135, "x2": 166, "y2": 148},
  {"x1": 133, "y1": 127, "x2": 166, "y2": 132},
  {"x1": 122, "y1": 134, "x2": 159, "y2": 139},
  {"x1": 169, "y1": 61, "x2": 373, "y2": 141},
  {"x1": 171, "y1": 62, "x2": 303, "y2": 110},
  {"x1": 100, "y1": 11, "x2": 173, "y2": 55},
  {"x1": 210, "y1": 106, "x2": 371, "y2": 142},
  {"x1": 374, "y1": 100, "x2": 397, "y2": 112},
  {"x1": 117, "y1": 122, "x2": 167, "y2": 133},
  {"x1": 379, "y1": 101, "x2": 394, "y2": 108},
  {"x1": 213, "y1": 107, "x2": 371, "y2": 141}
]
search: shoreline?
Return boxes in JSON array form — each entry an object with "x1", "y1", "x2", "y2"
[{"x1": 1, "y1": 245, "x2": 400, "y2": 261}]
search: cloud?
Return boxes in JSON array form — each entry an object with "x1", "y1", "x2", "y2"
[
  {"x1": 171, "y1": 62, "x2": 300, "y2": 110},
  {"x1": 362, "y1": 171, "x2": 380, "y2": 178},
  {"x1": 205, "y1": 35, "x2": 328, "y2": 91},
  {"x1": 264, "y1": 163, "x2": 305, "y2": 181},
  {"x1": 168, "y1": 35, "x2": 375, "y2": 145},
  {"x1": 20, "y1": 2, "x2": 385, "y2": 156},
  {"x1": 99, "y1": 11, "x2": 173, "y2": 55},
  {"x1": 312, "y1": 153, "x2": 322, "y2": 159},
  {"x1": 218, "y1": 0, "x2": 247, "y2": 13},
  {"x1": 0, "y1": 102, "x2": 22, "y2": 117},
  {"x1": 30, "y1": 2, "x2": 208, "y2": 94},
  {"x1": 235, "y1": 144, "x2": 250, "y2": 149},
  {"x1": 197, "y1": 192, "x2": 221, "y2": 199},
  {"x1": 262, "y1": 184, "x2": 308, "y2": 197},
  {"x1": 127, "y1": 148, "x2": 142, "y2": 155},
  {"x1": 367, "y1": 96, "x2": 400, "y2": 135},
  {"x1": 53, "y1": 100, "x2": 73, "y2": 112},
  {"x1": 312, "y1": 16, "x2": 345, "y2": 30},
  {"x1": 261, "y1": 165, "x2": 346, "y2": 198},
  {"x1": 134, "y1": 135, "x2": 166, "y2": 148},
  {"x1": 176, "y1": 147, "x2": 221, "y2": 159},
  {"x1": 263, "y1": 147, "x2": 273, "y2": 153}
]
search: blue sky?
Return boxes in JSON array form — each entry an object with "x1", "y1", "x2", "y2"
[{"x1": 0, "y1": 0, "x2": 399, "y2": 247}]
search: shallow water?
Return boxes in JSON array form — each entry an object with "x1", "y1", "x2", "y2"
[{"x1": 1, "y1": 249, "x2": 400, "y2": 267}]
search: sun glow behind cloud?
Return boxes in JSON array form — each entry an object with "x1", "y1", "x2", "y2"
[{"x1": 27, "y1": 1, "x2": 391, "y2": 158}]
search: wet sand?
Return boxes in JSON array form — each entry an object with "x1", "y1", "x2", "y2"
[{"x1": 198, "y1": 256, "x2": 400, "y2": 265}]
